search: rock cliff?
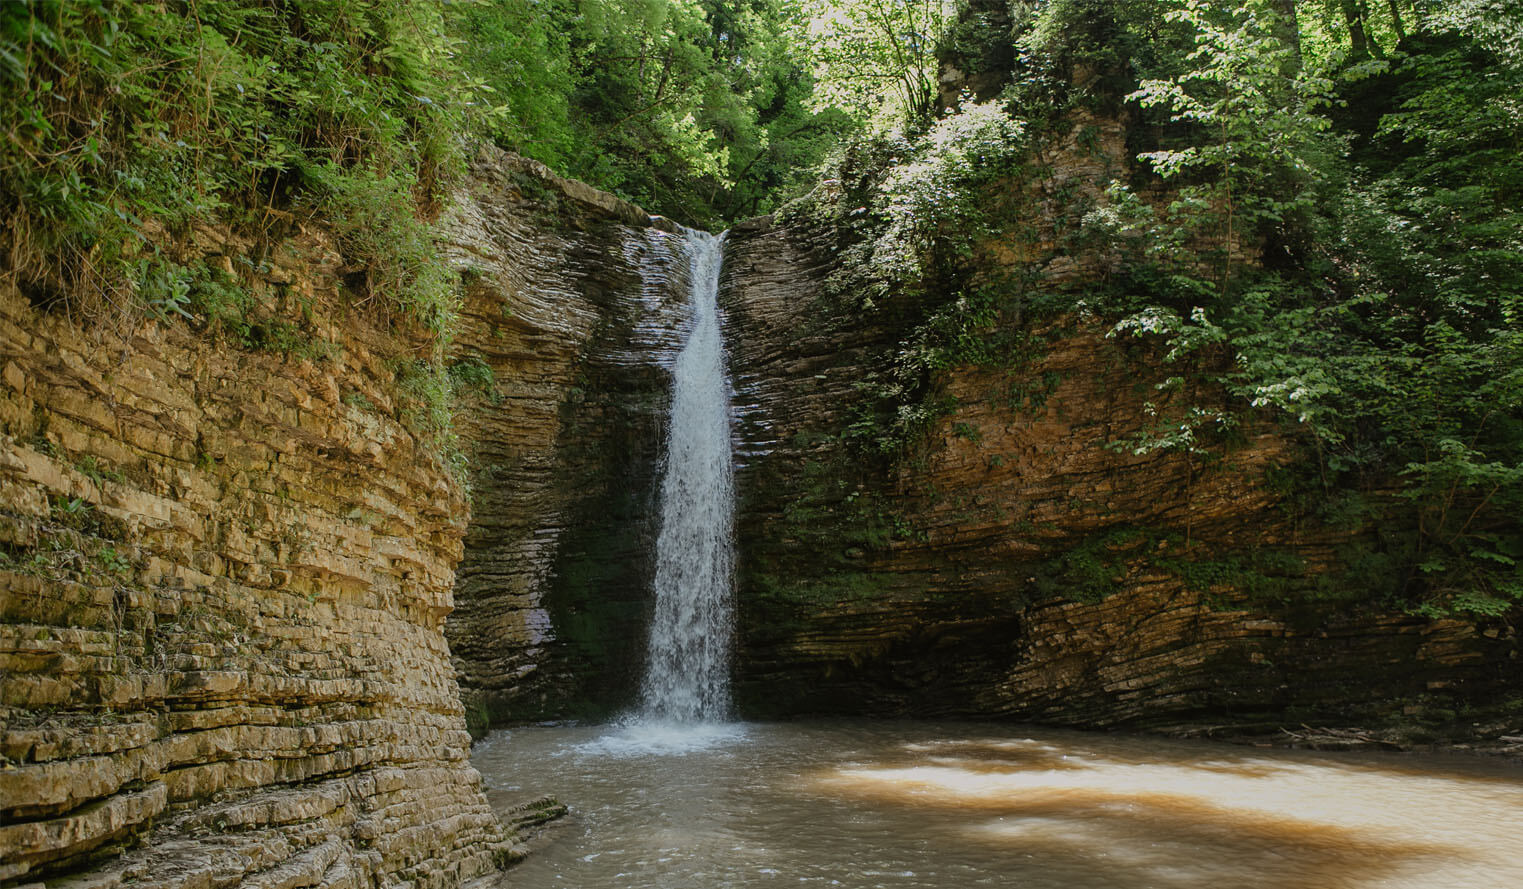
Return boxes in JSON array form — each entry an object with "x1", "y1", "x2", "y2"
[
  {"x1": 13, "y1": 135, "x2": 1498, "y2": 889},
  {"x1": 0, "y1": 140, "x2": 732, "y2": 884},
  {"x1": 437, "y1": 138, "x2": 1518, "y2": 743},
  {"x1": 718, "y1": 179, "x2": 1521, "y2": 740},
  {"x1": 0, "y1": 222, "x2": 510, "y2": 884},
  {"x1": 440, "y1": 150, "x2": 693, "y2": 725}
]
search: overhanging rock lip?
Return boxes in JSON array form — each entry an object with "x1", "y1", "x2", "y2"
[
  {"x1": 730, "y1": 215, "x2": 774, "y2": 234},
  {"x1": 477, "y1": 145, "x2": 656, "y2": 229}
]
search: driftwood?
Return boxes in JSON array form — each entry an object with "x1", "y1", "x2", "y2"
[{"x1": 1278, "y1": 725, "x2": 1405, "y2": 749}]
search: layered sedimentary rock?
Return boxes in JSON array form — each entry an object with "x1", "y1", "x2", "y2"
[
  {"x1": 429, "y1": 131, "x2": 1517, "y2": 742},
  {"x1": 0, "y1": 228, "x2": 510, "y2": 885},
  {"x1": 436, "y1": 136, "x2": 1516, "y2": 740},
  {"x1": 441, "y1": 149, "x2": 691, "y2": 724},
  {"x1": 0, "y1": 143, "x2": 699, "y2": 887},
  {"x1": 719, "y1": 135, "x2": 1520, "y2": 736}
]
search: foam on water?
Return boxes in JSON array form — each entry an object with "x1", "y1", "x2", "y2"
[{"x1": 574, "y1": 719, "x2": 751, "y2": 758}]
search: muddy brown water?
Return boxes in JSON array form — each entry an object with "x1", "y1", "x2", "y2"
[{"x1": 472, "y1": 720, "x2": 1523, "y2": 889}]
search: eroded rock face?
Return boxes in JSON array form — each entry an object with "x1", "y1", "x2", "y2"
[
  {"x1": 441, "y1": 149, "x2": 693, "y2": 724},
  {"x1": 0, "y1": 228, "x2": 510, "y2": 886},
  {"x1": 438, "y1": 141, "x2": 1517, "y2": 739},
  {"x1": 0, "y1": 144, "x2": 698, "y2": 887},
  {"x1": 719, "y1": 211, "x2": 1521, "y2": 736}
]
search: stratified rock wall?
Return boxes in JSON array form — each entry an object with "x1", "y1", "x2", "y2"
[
  {"x1": 0, "y1": 228, "x2": 510, "y2": 885},
  {"x1": 441, "y1": 149, "x2": 691, "y2": 723},
  {"x1": 438, "y1": 141, "x2": 1517, "y2": 737},
  {"x1": 721, "y1": 207, "x2": 1520, "y2": 733}
]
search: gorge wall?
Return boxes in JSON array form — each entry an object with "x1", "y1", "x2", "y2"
[
  {"x1": 436, "y1": 134, "x2": 1517, "y2": 743},
  {"x1": 440, "y1": 151, "x2": 693, "y2": 725},
  {"x1": 0, "y1": 174, "x2": 539, "y2": 887},
  {"x1": 6, "y1": 124, "x2": 1514, "y2": 889},
  {"x1": 0, "y1": 142, "x2": 722, "y2": 889},
  {"x1": 0, "y1": 141, "x2": 698, "y2": 887},
  {"x1": 709, "y1": 104, "x2": 1522, "y2": 739},
  {"x1": 0, "y1": 297, "x2": 510, "y2": 883},
  {"x1": 721, "y1": 215, "x2": 1520, "y2": 736}
]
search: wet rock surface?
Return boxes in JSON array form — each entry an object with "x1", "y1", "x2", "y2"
[
  {"x1": 440, "y1": 147, "x2": 696, "y2": 724},
  {"x1": 442, "y1": 139, "x2": 1517, "y2": 741}
]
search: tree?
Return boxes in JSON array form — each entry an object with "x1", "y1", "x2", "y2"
[
  {"x1": 452, "y1": 0, "x2": 847, "y2": 225},
  {"x1": 800, "y1": 0, "x2": 955, "y2": 124},
  {"x1": 1127, "y1": 0, "x2": 1331, "y2": 287},
  {"x1": 1099, "y1": 0, "x2": 1523, "y2": 616}
]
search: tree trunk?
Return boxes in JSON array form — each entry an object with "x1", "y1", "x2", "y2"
[
  {"x1": 1274, "y1": 0, "x2": 1303, "y2": 68},
  {"x1": 1279, "y1": 0, "x2": 1303, "y2": 73},
  {"x1": 1386, "y1": 0, "x2": 1408, "y2": 45},
  {"x1": 1340, "y1": 0, "x2": 1372, "y2": 59}
]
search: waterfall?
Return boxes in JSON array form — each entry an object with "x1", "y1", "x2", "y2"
[{"x1": 637, "y1": 227, "x2": 736, "y2": 724}]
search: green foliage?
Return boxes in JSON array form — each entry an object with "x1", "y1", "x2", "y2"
[
  {"x1": 743, "y1": 440, "x2": 907, "y2": 620},
  {"x1": 446, "y1": 0, "x2": 577, "y2": 170},
  {"x1": 0, "y1": 0, "x2": 471, "y2": 326},
  {"x1": 1104, "y1": 311, "x2": 1238, "y2": 490},
  {"x1": 392, "y1": 357, "x2": 479, "y2": 489},
  {"x1": 394, "y1": 359, "x2": 455, "y2": 442},
  {"x1": 49, "y1": 495, "x2": 94, "y2": 528},
  {"x1": 452, "y1": 0, "x2": 852, "y2": 225},
  {"x1": 1027, "y1": 526, "x2": 1316, "y2": 607},
  {"x1": 1, "y1": 1, "x2": 481, "y2": 495},
  {"x1": 74, "y1": 455, "x2": 126, "y2": 485},
  {"x1": 1028, "y1": 527, "x2": 1154, "y2": 604},
  {"x1": 750, "y1": 567, "x2": 890, "y2": 606},
  {"x1": 801, "y1": 0, "x2": 953, "y2": 124},
  {"x1": 341, "y1": 390, "x2": 376, "y2": 413},
  {"x1": 804, "y1": 102, "x2": 1032, "y2": 456},
  {"x1": 306, "y1": 163, "x2": 460, "y2": 336},
  {"x1": 180, "y1": 261, "x2": 336, "y2": 359},
  {"x1": 1026, "y1": 526, "x2": 1352, "y2": 610},
  {"x1": 849, "y1": 103, "x2": 1028, "y2": 301},
  {"x1": 1005, "y1": 0, "x2": 1178, "y2": 117},
  {"x1": 447, "y1": 354, "x2": 501, "y2": 404},
  {"x1": 1161, "y1": 545, "x2": 1332, "y2": 606},
  {"x1": 92, "y1": 545, "x2": 134, "y2": 582},
  {"x1": 1079, "y1": 1, "x2": 1523, "y2": 617},
  {"x1": 779, "y1": 450, "x2": 920, "y2": 550},
  {"x1": 3, "y1": 0, "x2": 1518, "y2": 622},
  {"x1": 1124, "y1": 0, "x2": 1334, "y2": 283},
  {"x1": 795, "y1": 0, "x2": 1520, "y2": 619}
]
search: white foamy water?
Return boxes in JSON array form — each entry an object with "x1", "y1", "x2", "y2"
[
  {"x1": 573, "y1": 720, "x2": 751, "y2": 758},
  {"x1": 636, "y1": 228, "x2": 737, "y2": 725}
]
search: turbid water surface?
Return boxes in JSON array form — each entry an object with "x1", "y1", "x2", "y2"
[{"x1": 473, "y1": 720, "x2": 1523, "y2": 889}]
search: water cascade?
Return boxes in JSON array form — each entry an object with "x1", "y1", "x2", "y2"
[{"x1": 636, "y1": 227, "x2": 736, "y2": 723}]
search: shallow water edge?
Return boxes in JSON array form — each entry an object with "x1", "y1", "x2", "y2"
[{"x1": 474, "y1": 719, "x2": 1523, "y2": 889}]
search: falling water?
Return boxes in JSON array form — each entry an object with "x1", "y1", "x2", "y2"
[{"x1": 637, "y1": 227, "x2": 736, "y2": 724}]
